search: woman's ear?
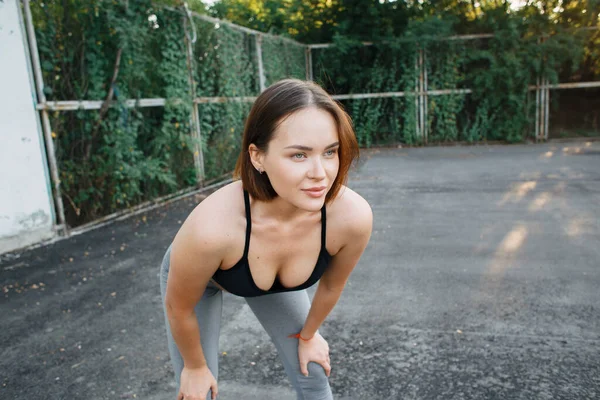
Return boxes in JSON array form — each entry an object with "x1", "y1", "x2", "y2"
[{"x1": 248, "y1": 144, "x2": 264, "y2": 173}]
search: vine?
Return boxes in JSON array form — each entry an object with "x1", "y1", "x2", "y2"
[{"x1": 30, "y1": 1, "x2": 594, "y2": 226}]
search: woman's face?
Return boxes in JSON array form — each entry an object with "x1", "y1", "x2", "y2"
[{"x1": 254, "y1": 107, "x2": 340, "y2": 212}]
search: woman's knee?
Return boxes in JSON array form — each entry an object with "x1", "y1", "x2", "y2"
[{"x1": 296, "y1": 362, "x2": 332, "y2": 399}]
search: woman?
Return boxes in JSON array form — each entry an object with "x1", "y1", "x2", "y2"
[{"x1": 160, "y1": 79, "x2": 372, "y2": 400}]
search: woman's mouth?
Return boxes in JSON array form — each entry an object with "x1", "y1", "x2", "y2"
[{"x1": 302, "y1": 186, "x2": 327, "y2": 198}]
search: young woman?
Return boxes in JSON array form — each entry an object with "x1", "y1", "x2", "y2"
[{"x1": 160, "y1": 79, "x2": 372, "y2": 400}]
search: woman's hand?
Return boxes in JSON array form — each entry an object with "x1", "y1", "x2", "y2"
[
  {"x1": 297, "y1": 332, "x2": 331, "y2": 377},
  {"x1": 177, "y1": 365, "x2": 218, "y2": 400}
]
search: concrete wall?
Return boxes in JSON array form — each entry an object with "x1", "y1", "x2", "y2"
[{"x1": 0, "y1": 0, "x2": 56, "y2": 254}]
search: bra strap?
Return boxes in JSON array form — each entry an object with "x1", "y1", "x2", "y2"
[
  {"x1": 243, "y1": 190, "x2": 252, "y2": 258},
  {"x1": 320, "y1": 205, "x2": 327, "y2": 248}
]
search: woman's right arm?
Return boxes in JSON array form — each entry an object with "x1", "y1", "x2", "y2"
[{"x1": 164, "y1": 209, "x2": 227, "y2": 398}]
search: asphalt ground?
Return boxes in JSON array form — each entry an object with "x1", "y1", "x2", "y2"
[{"x1": 1, "y1": 140, "x2": 599, "y2": 400}]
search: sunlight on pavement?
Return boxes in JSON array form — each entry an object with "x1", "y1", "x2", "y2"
[
  {"x1": 499, "y1": 181, "x2": 537, "y2": 206},
  {"x1": 487, "y1": 224, "x2": 528, "y2": 277},
  {"x1": 528, "y1": 192, "x2": 552, "y2": 212}
]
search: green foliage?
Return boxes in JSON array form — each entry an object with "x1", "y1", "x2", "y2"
[
  {"x1": 34, "y1": 0, "x2": 188, "y2": 225},
  {"x1": 209, "y1": 0, "x2": 341, "y2": 42},
  {"x1": 31, "y1": 0, "x2": 599, "y2": 226},
  {"x1": 153, "y1": 11, "x2": 197, "y2": 188},
  {"x1": 193, "y1": 20, "x2": 257, "y2": 179},
  {"x1": 312, "y1": 11, "x2": 593, "y2": 146},
  {"x1": 32, "y1": 0, "x2": 306, "y2": 226},
  {"x1": 262, "y1": 38, "x2": 306, "y2": 85},
  {"x1": 208, "y1": 0, "x2": 598, "y2": 146}
]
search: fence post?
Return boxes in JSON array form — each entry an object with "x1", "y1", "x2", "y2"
[
  {"x1": 256, "y1": 34, "x2": 266, "y2": 92},
  {"x1": 305, "y1": 47, "x2": 314, "y2": 81},
  {"x1": 422, "y1": 48, "x2": 428, "y2": 144},
  {"x1": 414, "y1": 45, "x2": 427, "y2": 142},
  {"x1": 535, "y1": 38, "x2": 551, "y2": 141},
  {"x1": 419, "y1": 48, "x2": 424, "y2": 143},
  {"x1": 22, "y1": 0, "x2": 68, "y2": 235},
  {"x1": 544, "y1": 78, "x2": 550, "y2": 140},
  {"x1": 183, "y1": 8, "x2": 205, "y2": 185},
  {"x1": 536, "y1": 78, "x2": 550, "y2": 141},
  {"x1": 414, "y1": 47, "x2": 421, "y2": 139},
  {"x1": 535, "y1": 77, "x2": 540, "y2": 140},
  {"x1": 539, "y1": 82, "x2": 543, "y2": 141}
]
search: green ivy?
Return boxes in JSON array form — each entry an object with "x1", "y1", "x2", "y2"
[
  {"x1": 262, "y1": 37, "x2": 306, "y2": 85},
  {"x1": 31, "y1": 1, "x2": 306, "y2": 226},
  {"x1": 314, "y1": 17, "x2": 589, "y2": 146},
  {"x1": 193, "y1": 20, "x2": 256, "y2": 180},
  {"x1": 31, "y1": 1, "x2": 593, "y2": 226}
]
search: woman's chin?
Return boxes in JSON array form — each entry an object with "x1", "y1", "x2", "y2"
[{"x1": 296, "y1": 197, "x2": 326, "y2": 212}]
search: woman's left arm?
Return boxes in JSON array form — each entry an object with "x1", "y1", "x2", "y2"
[{"x1": 300, "y1": 198, "x2": 373, "y2": 339}]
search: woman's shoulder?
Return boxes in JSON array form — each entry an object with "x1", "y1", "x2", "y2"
[
  {"x1": 175, "y1": 181, "x2": 245, "y2": 249},
  {"x1": 328, "y1": 185, "x2": 372, "y2": 239},
  {"x1": 195, "y1": 180, "x2": 244, "y2": 214}
]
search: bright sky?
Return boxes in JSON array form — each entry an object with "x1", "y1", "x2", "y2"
[{"x1": 509, "y1": 0, "x2": 529, "y2": 10}]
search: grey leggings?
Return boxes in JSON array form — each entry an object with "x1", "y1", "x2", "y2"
[{"x1": 159, "y1": 247, "x2": 333, "y2": 400}]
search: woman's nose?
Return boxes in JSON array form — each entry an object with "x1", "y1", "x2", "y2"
[{"x1": 308, "y1": 157, "x2": 326, "y2": 179}]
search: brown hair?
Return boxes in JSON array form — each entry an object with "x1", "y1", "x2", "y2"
[{"x1": 234, "y1": 79, "x2": 359, "y2": 204}]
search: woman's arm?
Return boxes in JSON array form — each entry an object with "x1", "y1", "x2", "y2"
[
  {"x1": 300, "y1": 196, "x2": 373, "y2": 339},
  {"x1": 164, "y1": 212, "x2": 226, "y2": 369}
]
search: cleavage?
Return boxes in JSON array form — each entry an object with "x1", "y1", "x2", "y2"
[{"x1": 246, "y1": 224, "x2": 321, "y2": 291}]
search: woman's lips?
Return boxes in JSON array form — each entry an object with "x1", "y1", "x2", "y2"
[{"x1": 302, "y1": 187, "x2": 327, "y2": 198}]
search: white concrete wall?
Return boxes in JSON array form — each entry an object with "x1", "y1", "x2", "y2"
[{"x1": 0, "y1": 0, "x2": 56, "y2": 253}]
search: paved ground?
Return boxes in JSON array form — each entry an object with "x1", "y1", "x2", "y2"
[{"x1": 1, "y1": 141, "x2": 599, "y2": 400}]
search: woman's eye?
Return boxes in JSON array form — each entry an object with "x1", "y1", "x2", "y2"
[
  {"x1": 325, "y1": 149, "x2": 337, "y2": 156},
  {"x1": 293, "y1": 153, "x2": 305, "y2": 159}
]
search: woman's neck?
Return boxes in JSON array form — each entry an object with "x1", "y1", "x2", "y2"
[{"x1": 251, "y1": 195, "x2": 319, "y2": 225}]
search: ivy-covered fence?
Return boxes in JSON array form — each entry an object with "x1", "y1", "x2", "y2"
[
  {"x1": 28, "y1": 0, "x2": 306, "y2": 228},
  {"x1": 26, "y1": 0, "x2": 599, "y2": 230},
  {"x1": 312, "y1": 24, "x2": 599, "y2": 147}
]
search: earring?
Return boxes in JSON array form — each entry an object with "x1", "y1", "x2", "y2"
[{"x1": 257, "y1": 168, "x2": 263, "y2": 174}]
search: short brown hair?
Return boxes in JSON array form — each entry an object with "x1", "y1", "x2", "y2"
[{"x1": 234, "y1": 79, "x2": 359, "y2": 204}]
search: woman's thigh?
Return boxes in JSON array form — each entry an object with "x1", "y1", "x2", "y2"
[
  {"x1": 159, "y1": 247, "x2": 223, "y2": 398},
  {"x1": 245, "y1": 290, "x2": 333, "y2": 400}
]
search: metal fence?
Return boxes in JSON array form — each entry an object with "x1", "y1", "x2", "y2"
[
  {"x1": 20, "y1": 0, "x2": 599, "y2": 238},
  {"x1": 306, "y1": 31, "x2": 600, "y2": 143},
  {"x1": 21, "y1": 1, "x2": 307, "y2": 236}
]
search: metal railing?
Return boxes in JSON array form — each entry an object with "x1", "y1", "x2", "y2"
[
  {"x1": 306, "y1": 32, "x2": 600, "y2": 143},
  {"x1": 20, "y1": 0, "x2": 599, "y2": 239},
  {"x1": 21, "y1": 1, "x2": 303, "y2": 236}
]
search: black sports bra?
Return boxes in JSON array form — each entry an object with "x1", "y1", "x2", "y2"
[{"x1": 211, "y1": 190, "x2": 332, "y2": 297}]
